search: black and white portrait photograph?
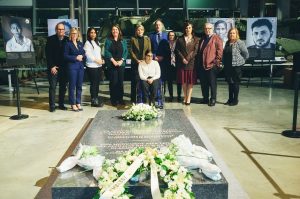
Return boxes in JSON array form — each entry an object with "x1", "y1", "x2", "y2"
[
  {"x1": 207, "y1": 18, "x2": 235, "y2": 47},
  {"x1": 246, "y1": 17, "x2": 277, "y2": 49},
  {"x1": 47, "y1": 19, "x2": 78, "y2": 36},
  {"x1": 1, "y1": 16, "x2": 34, "y2": 52}
]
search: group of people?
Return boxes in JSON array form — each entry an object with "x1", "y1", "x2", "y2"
[{"x1": 46, "y1": 19, "x2": 249, "y2": 113}]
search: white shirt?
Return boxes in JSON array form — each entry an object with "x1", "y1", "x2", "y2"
[
  {"x1": 84, "y1": 40, "x2": 102, "y2": 68},
  {"x1": 6, "y1": 36, "x2": 34, "y2": 52},
  {"x1": 138, "y1": 60, "x2": 161, "y2": 81}
]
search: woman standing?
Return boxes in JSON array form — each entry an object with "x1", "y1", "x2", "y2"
[
  {"x1": 84, "y1": 27, "x2": 105, "y2": 107},
  {"x1": 175, "y1": 22, "x2": 199, "y2": 105},
  {"x1": 104, "y1": 24, "x2": 128, "y2": 106},
  {"x1": 64, "y1": 27, "x2": 86, "y2": 112},
  {"x1": 129, "y1": 24, "x2": 151, "y2": 103},
  {"x1": 223, "y1": 28, "x2": 249, "y2": 106},
  {"x1": 166, "y1": 31, "x2": 182, "y2": 102}
]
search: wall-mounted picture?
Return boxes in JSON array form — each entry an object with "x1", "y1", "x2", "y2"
[
  {"x1": 246, "y1": 17, "x2": 277, "y2": 59},
  {"x1": 207, "y1": 18, "x2": 235, "y2": 47},
  {"x1": 47, "y1": 19, "x2": 78, "y2": 36},
  {"x1": 1, "y1": 16, "x2": 34, "y2": 52}
]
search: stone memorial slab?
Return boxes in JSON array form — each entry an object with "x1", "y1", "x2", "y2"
[{"x1": 52, "y1": 109, "x2": 228, "y2": 199}]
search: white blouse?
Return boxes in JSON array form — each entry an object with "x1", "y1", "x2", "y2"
[
  {"x1": 84, "y1": 40, "x2": 102, "y2": 68},
  {"x1": 138, "y1": 60, "x2": 161, "y2": 81}
]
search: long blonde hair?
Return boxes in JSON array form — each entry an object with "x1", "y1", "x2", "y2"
[{"x1": 69, "y1": 27, "x2": 82, "y2": 42}]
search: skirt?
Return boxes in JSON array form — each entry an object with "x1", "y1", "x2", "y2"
[{"x1": 177, "y1": 67, "x2": 197, "y2": 85}]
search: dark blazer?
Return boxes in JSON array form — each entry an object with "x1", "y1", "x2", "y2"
[
  {"x1": 129, "y1": 36, "x2": 151, "y2": 65},
  {"x1": 104, "y1": 38, "x2": 128, "y2": 67},
  {"x1": 175, "y1": 36, "x2": 200, "y2": 70},
  {"x1": 149, "y1": 31, "x2": 168, "y2": 56},
  {"x1": 64, "y1": 40, "x2": 86, "y2": 68},
  {"x1": 45, "y1": 35, "x2": 68, "y2": 70}
]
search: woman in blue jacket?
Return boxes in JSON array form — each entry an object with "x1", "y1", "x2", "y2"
[
  {"x1": 104, "y1": 24, "x2": 128, "y2": 106},
  {"x1": 64, "y1": 27, "x2": 86, "y2": 111}
]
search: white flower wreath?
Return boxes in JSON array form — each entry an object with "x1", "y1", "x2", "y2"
[
  {"x1": 95, "y1": 144, "x2": 195, "y2": 199},
  {"x1": 122, "y1": 103, "x2": 159, "y2": 121}
]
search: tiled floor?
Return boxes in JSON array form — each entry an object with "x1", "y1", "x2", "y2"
[{"x1": 0, "y1": 78, "x2": 299, "y2": 199}]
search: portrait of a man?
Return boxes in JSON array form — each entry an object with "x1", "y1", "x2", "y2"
[
  {"x1": 5, "y1": 18, "x2": 34, "y2": 52},
  {"x1": 246, "y1": 17, "x2": 277, "y2": 49},
  {"x1": 207, "y1": 18, "x2": 235, "y2": 47}
]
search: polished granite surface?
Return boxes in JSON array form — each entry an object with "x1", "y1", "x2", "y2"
[
  {"x1": 0, "y1": 78, "x2": 299, "y2": 199},
  {"x1": 52, "y1": 110, "x2": 228, "y2": 199}
]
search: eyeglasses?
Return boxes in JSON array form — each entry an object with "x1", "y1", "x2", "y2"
[{"x1": 57, "y1": 29, "x2": 65, "y2": 31}]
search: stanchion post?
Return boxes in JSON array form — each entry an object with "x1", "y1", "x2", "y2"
[
  {"x1": 10, "y1": 67, "x2": 29, "y2": 120},
  {"x1": 282, "y1": 72, "x2": 300, "y2": 138}
]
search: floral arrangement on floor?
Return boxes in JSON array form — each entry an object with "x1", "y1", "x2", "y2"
[
  {"x1": 122, "y1": 103, "x2": 159, "y2": 121},
  {"x1": 95, "y1": 144, "x2": 195, "y2": 199}
]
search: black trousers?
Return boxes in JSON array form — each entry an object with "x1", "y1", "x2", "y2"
[
  {"x1": 130, "y1": 65, "x2": 140, "y2": 102},
  {"x1": 141, "y1": 79, "x2": 160, "y2": 103},
  {"x1": 48, "y1": 69, "x2": 68, "y2": 108},
  {"x1": 87, "y1": 67, "x2": 101, "y2": 100},
  {"x1": 198, "y1": 66, "x2": 218, "y2": 100},
  {"x1": 165, "y1": 65, "x2": 182, "y2": 98},
  {"x1": 109, "y1": 66, "x2": 124, "y2": 103},
  {"x1": 225, "y1": 65, "x2": 242, "y2": 102}
]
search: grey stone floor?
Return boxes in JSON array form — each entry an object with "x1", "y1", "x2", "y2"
[{"x1": 0, "y1": 78, "x2": 299, "y2": 199}]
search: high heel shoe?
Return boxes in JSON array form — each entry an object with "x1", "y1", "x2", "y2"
[
  {"x1": 76, "y1": 104, "x2": 83, "y2": 111},
  {"x1": 71, "y1": 105, "x2": 79, "y2": 112}
]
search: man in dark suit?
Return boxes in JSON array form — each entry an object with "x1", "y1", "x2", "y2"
[
  {"x1": 149, "y1": 19, "x2": 168, "y2": 59},
  {"x1": 45, "y1": 22, "x2": 68, "y2": 112},
  {"x1": 149, "y1": 19, "x2": 169, "y2": 108}
]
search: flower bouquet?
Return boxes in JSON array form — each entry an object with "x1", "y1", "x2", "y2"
[
  {"x1": 122, "y1": 103, "x2": 159, "y2": 121},
  {"x1": 96, "y1": 145, "x2": 195, "y2": 199}
]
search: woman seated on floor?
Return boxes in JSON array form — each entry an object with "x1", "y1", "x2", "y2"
[{"x1": 138, "y1": 49, "x2": 161, "y2": 105}]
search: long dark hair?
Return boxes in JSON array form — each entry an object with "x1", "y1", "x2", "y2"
[
  {"x1": 183, "y1": 21, "x2": 194, "y2": 36},
  {"x1": 86, "y1": 27, "x2": 100, "y2": 48},
  {"x1": 109, "y1": 24, "x2": 123, "y2": 40}
]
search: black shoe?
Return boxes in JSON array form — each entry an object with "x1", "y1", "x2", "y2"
[
  {"x1": 168, "y1": 97, "x2": 173, "y2": 102},
  {"x1": 229, "y1": 100, "x2": 239, "y2": 106},
  {"x1": 177, "y1": 96, "x2": 182, "y2": 102},
  {"x1": 111, "y1": 102, "x2": 118, "y2": 106},
  {"x1": 185, "y1": 102, "x2": 190, "y2": 105},
  {"x1": 119, "y1": 100, "x2": 126, "y2": 105},
  {"x1": 208, "y1": 99, "x2": 216, "y2": 106},
  {"x1": 58, "y1": 105, "x2": 68, "y2": 110},
  {"x1": 224, "y1": 100, "x2": 232, "y2": 105},
  {"x1": 49, "y1": 107, "x2": 56, "y2": 112},
  {"x1": 98, "y1": 101, "x2": 104, "y2": 107},
  {"x1": 200, "y1": 99, "x2": 209, "y2": 104}
]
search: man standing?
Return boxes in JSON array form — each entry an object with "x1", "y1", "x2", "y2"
[
  {"x1": 197, "y1": 23, "x2": 223, "y2": 106},
  {"x1": 6, "y1": 19, "x2": 34, "y2": 52},
  {"x1": 248, "y1": 18, "x2": 275, "y2": 49},
  {"x1": 149, "y1": 19, "x2": 168, "y2": 108},
  {"x1": 45, "y1": 22, "x2": 68, "y2": 112}
]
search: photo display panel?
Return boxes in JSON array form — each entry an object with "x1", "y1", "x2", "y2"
[
  {"x1": 246, "y1": 17, "x2": 277, "y2": 60},
  {"x1": 1, "y1": 16, "x2": 35, "y2": 66}
]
